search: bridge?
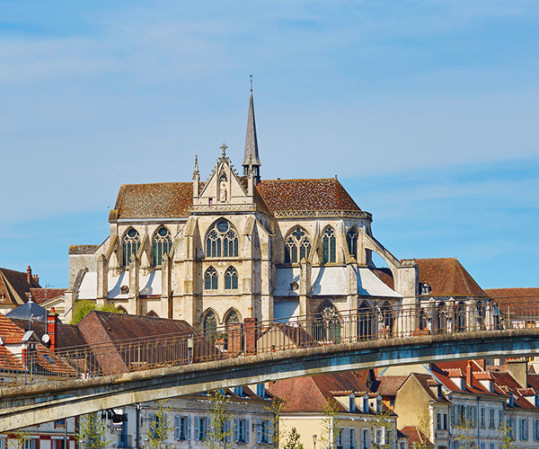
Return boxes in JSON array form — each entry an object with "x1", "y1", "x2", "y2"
[{"x1": 0, "y1": 305, "x2": 537, "y2": 431}]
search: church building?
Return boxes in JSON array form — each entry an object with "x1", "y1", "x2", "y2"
[{"x1": 68, "y1": 91, "x2": 494, "y2": 336}]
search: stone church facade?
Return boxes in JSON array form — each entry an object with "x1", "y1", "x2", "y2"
[{"x1": 68, "y1": 92, "x2": 494, "y2": 335}]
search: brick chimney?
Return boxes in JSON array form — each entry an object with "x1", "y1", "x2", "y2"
[
  {"x1": 47, "y1": 308, "x2": 59, "y2": 352},
  {"x1": 27, "y1": 266, "x2": 32, "y2": 284},
  {"x1": 32, "y1": 274, "x2": 39, "y2": 285},
  {"x1": 466, "y1": 361, "x2": 473, "y2": 387}
]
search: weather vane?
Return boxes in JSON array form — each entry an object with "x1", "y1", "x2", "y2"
[{"x1": 250, "y1": 74, "x2": 253, "y2": 93}]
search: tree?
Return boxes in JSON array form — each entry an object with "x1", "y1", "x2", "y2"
[
  {"x1": 12, "y1": 428, "x2": 30, "y2": 449},
  {"x1": 284, "y1": 427, "x2": 304, "y2": 449},
  {"x1": 375, "y1": 411, "x2": 396, "y2": 449},
  {"x1": 265, "y1": 398, "x2": 284, "y2": 449},
  {"x1": 320, "y1": 398, "x2": 340, "y2": 449},
  {"x1": 146, "y1": 400, "x2": 173, "y2": 449},
  {"x1": 71, "y1": 300, "x2": 124, "y2": 324},
  {"x1": 498, "y1": 419, "x2": 515, "y2": 449},
  {"x1": 77, "y1": 412, "x2": 109, "y2": 449},
  {"x1": 452, "y1": 416, "x2": 476, "y2": 449},
  {"x1": 205, "y1": 390, "x2": 233, "y2": 449}
]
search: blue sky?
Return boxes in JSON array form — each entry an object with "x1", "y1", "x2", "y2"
[{"x1": 0, "y1": 1, "x2": 538, "y2": 288}]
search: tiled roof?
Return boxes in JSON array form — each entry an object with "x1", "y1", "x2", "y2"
[
  {"x1": 113, "y1": 182, "x2": 194, "y2": 219},
  {"x1": 77, "y1": 311, "x2": 218, "y2": 374},
  {"x1": 399, "y1": 426, "x2": 433, "y2": 447},
  {"x1": 269, "y1": 371, "x2": 371, "y2": 413},
  {"x1": 484, "y1": 288, "x2": 539, "y2": 311},
  {"x1": 0, "y1": 345, "x2": 24, "y2": 372},
  {"x1": 0, "y1": 267, "x2": 41, "y2": 305},
  {"x1": 0, "y1": 313, "x2": 26, "y2": 339},
  {"x1": 30, "y1": 288, "x2": 66, "y2": 303},
  {"x1": 415, "y1": 258, "x2": 486, "y2": 298},
  {"x1": 256, "y1": 178, "x2": 361, "y2": 213},
  {"x1": 10, "y1": 319, "x2": 87, "y2": 350},
  {"x1": 375, "y1": 376, "x2": 408, "y2": 396},
  {"x1": 372, "y1": 268, "x2": 394, "y2": 290}
]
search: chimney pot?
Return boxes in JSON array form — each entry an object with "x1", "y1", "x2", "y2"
[{"x1": 27, "y1": 266, "x2": 32, "y2": 284}]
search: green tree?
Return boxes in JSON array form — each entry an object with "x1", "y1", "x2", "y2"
[
  {"x1": 146, "y1": 400, "x2": 173, "y2": 449},
  {"x1": 320, "y1": 398, "x2": 340, "y2": 449},
  {"x1": 375, "y1": 411, "x2": 396, "y2": 449},
  {"x1": 71, "y1": 300, "x2": 123, "y2": 324},
  {"x1": 452, "y1": 416, "x2": 476, "y2": 449},
  {"x1": 265, "y1": 398, "x2": 284, "y2": 449},
  {"x1": 498, "y1": 419, "x2": 515, "y2": 449},
  {"x1": 12, "y1": 428, "x2": 30, "y2": 449},
  {"x1": 77, "y1": 412, "x2": 109, "y2": 449},
  {"x1": 205, "y1": 390, "x2": 233, "y2": 449},
  {"x1": 284, "y1": 427, "x2": 304, "y2": 449}
]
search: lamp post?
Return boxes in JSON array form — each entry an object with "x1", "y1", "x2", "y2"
[{"x1": 313, "y1": 434, "x2": 317, "y2": 449}]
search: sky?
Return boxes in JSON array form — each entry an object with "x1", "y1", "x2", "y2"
[{"x1": 0, "y1": 0, "x2": 538, "y2": 289}]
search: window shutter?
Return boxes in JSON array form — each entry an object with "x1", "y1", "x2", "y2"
[
  {"x1": 234, "y1": 419, "x2": 239, "y2": 442},
  {"x1": 246, "y1": 419, "x2": 250, "y2": 442},
  {"x1": 187, "y1": 416, "x2": 191, "y2": 440},
  {"x1": 194, "y1": 417, "x2": 200, "y2": 441},
  {"x1": 257, "y1": 420, "x2": 262, "y2": 443},
  {"x1": 268, "y1": 421, "x2": 273, "y2": 444},
  {"x1": 174, "y1": 416, "x2": 180, "y2": 440}
]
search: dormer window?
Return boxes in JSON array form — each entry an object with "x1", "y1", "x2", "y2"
[
  {"x1": 349, "y1": 395, "x2": 355, "y2": 412},
  {"x1": 421, "y1": 282, "x2": 431, "y2": 295},
  {"x1": 363, "y1": 397, "x2": 369, "y2": 414}
]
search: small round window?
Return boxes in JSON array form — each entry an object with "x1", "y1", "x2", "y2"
[
  {"x1": 158, "y1": 227, "x2": 168, "y2": 237},
  {"x1": 127, "y1": 228, "x2": 138, "y2": 238},
  {"x1": 216, "y1": 220, "x2": 229, "y2": 233}
]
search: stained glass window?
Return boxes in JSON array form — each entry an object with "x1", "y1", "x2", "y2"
[
  {"x1": 322, "y1": 227, "x2": 336, "y2": 264},
  {"x1": 153, "y1": 226, "x2": 172, "y2": 266},
  {"x1": 207, "y1": 220, "x2": 238, "y2": 258},
  {"x1": 122, "y1": 228, "x2": 140, "y2": 267},
  {"x1": 346, "y1": 228, "x2": 358, "y2": 259},
  {"x1": 284, "y1": 227, "x2": 311, "y2": 264},
  {"x1": 204, "y1": 267, "x2": 218, "y2": 290},
  {"x1": 225, "y1": 266, "x2": 238, "y2": 289}
]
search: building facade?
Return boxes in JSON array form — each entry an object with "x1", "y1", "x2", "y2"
[{"x1": 68, "y1": 92, "x2": 497, "y2": 335}]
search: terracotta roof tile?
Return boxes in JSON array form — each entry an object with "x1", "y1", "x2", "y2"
[
  {"x1": 257, "y1": 178, "x2": 361, "y2": 214},
  {"x1": 0, "y1": 267, "x2": 41, "y2": 305},
  {"x1": 29, "y1": 288, "x2": 66, "y2": 304},
  {"x1": 415, "y1": 258, "x2": 486, "y2": 298},
  {"x1": 399, "y1": 426, "x2": 433, "y2": 446},
  {"x1": 375, "y1": 376, "x2": 408, "y2": 396},
  {"x1": 372, "y1": 268, "x2": 394, "y2": 290},
  {"x1": 114, "y1": 182, "x2": 194, "y2": 219},
  {"x1": 484, "y1": 288, "x2": 539, "y2": 312}
]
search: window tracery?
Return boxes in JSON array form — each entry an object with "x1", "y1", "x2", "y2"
[
  {"x1": 122, "y1": 228, "x2": 140, "y2": 267},
  {"x1": 204, "y1": 267, "x2": 218, "y2": 290},
  {"x1": 224, "y1": 266, "x2": 238, "y2": 290},
  {"x1": 322, "y1": 227, "x2": 336, "y2": 264},
  {"x1": 346, "y1": 228, "x2": 358, "y2": 259},
  {"x1": 203, "y1": 311, "x2": 217, "y2": 335},
  {"x1": 153, "y1": 226, "x2": 172, "y2": 266},
  {"x1": 284, "y1": 227, "x2": 311, "y2": 264},
  {"x1": 206, "y1": 220, "x2": 238, "y2": 258}
]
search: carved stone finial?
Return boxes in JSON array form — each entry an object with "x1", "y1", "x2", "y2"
[{"x1": 220, "y1": 143, "x2": 228, "y2": 157}]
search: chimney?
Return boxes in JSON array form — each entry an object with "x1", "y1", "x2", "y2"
[
  {"x1": 47, "y1": 308, "x2": 59, "y2": 352},
  {"x1": 27, "y1": 266, "x2": 32, "y2": 284},
  {"x1": 32, "y1": 274, "x2": 39, "y2": 285},
  {"x1": 466, "y1": 361, "x2": 473, "y2": 387}
]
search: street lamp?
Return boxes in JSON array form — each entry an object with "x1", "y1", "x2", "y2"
[{"x1": 313, "y1": 434, "x2": 317, "y2": 449}]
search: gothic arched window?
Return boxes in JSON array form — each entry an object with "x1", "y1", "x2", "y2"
[
  {"x1": 224, "y1": 266, "x2": 238, "y2": 290},
  {"x1": 153, "y1": 226, "x2": 172, "y2": 266},
  {"x1": 322, "y1": 227, "x2": 336, "y2": 264},
  {"x1": 122, "y1": 228, "x2": 140, "y2": 267},
  {"x1": 203, "y1": 311, "x2": 217, "y2": 336},
  {"x1": 313, "y1": 302, "x2": 341, "y2": 343},
  {"x1": 284, "y1": 227, "x2": 311, "y2": 264},
  {"x1": 204, "y1": 267, "x2": 218, "y2": 290},
  {"x1": 346, "y1": 228, "x2": 358, "y2": 259},
  {"x1": 206, "y1": 220, "x2": 238, "y2": 258}
]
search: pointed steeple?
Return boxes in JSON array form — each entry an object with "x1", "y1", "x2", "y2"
[{"x1": 243, "y1": 82, "x2": 261, "y2": 181}]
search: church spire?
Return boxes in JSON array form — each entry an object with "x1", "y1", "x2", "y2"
[{"x1": 242, "y1": 78, "x2": 261, "y2": 181}]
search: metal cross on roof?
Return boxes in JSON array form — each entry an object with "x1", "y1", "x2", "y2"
[{"x1": 220, "y1": 143, "x2": 228, "y2": 157}]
